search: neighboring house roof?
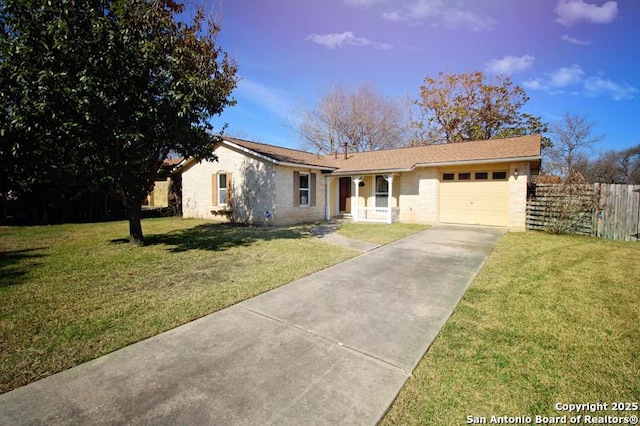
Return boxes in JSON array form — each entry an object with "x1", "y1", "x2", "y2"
[
  {"x1": 163, "y1": 157, "x2": 184, "y2": 167},
  {"x1": 226, "y1": 134, "x2": 542, "y2": 175}
]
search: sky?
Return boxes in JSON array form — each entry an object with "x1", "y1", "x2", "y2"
[{"x1": 205, "y1": 0, "x2": 640, "y2": 155}]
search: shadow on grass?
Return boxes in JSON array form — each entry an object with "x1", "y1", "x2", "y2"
[
  {"x1": 112, "y1": 223, "x2": 311, "y2": 252},
  {"x1": 0, "y1": 248, "x2": 47, "y2": 288}
]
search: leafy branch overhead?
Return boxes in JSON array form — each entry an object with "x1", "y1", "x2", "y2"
[
  {"x1": 295, "y1": 72, "x2": 550, "y2": 155},
  {"x1": 0, "y1": 0, "x2": 238, "y2": 244},
  {"x1": 413, "y1": 71, "x2": 549, "y2": 147}
]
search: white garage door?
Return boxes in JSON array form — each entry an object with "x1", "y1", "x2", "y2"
[{"x1": 439, "y1": 171, "x2": 509, "y2": 227}]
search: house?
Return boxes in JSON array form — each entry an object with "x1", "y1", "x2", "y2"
[
  {"x1": 178, "y1": 134, "x2": 541, "y2": 231},
  {"x1": 145, "y1": 157, "x2": 183, "y2": 209}
]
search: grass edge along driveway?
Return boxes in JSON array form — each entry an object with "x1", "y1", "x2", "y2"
[
  {"x1": 0, "y1": 218, "x2": 426, "y2": 394},
  {"x1": 382, "y1": 232, "x2": 640, "y2": 425}
]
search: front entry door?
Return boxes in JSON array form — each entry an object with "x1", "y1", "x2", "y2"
[{"x1": 339, "y1": 177, "x2": 351, "y2": 212}]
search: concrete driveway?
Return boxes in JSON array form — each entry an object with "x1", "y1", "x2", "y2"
[{"x1": 0, "y1": 225, "x2": 504, "y2": 425}]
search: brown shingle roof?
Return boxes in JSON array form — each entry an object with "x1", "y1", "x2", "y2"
[
  {"x1": 225, "y1": 135, "x2": 541, "y2": 174},
  {"x1": 224, "y1": 137, "x2": 334, "y2": 169},
  {"x1": 327, "y1": 134, "x2": 542, "y2": 174}
]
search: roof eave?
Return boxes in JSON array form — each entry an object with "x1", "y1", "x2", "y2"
[
  {"x1": 329, "y1": 167, "x2": 414, "y2": 176},
  {"x1": 415, "y1": 155, "x2": 542, "y2": 168},
  {"x1": 223, "y1": 140, "x2": 336, "y2": 171},
  {"x1": 174, "y1": 157, "x2": 197, "y2": 174}
]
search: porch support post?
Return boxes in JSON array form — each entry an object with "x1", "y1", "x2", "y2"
[
  {"x1": 384, "y1": 174, "x2": 394, "y2": 224},
  {"x1": 352, "y1": 176, "x2": 362, "y2": 222},
  {"x1": 325, "y1": 176, "x2": 333, "y2": 221}
]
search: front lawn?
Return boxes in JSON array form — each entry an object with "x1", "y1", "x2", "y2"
[
  {"x1": 0, "y1": 218, "x2": 361, "y2": 394},
  {"x1": 337, "y1": 222, "x2": 429, "y2": 245},
  {"x1": 382, "y1": 232, "x2": 640, "y2": 425}
]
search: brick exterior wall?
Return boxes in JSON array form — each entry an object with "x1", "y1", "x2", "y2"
[
  {"x1": 398, "y1": 168, "x2": 439, "y2": 224},
  {"x1": 273, "y1": 166, "x2": 326, "y2": 225},
  {"x1": 181, "y1": 145, "x2": 276, "y2": 224},
  {"x1": 181, "y1": 145, "x2": 325, "y2": 225},
  {"x1": 508, "y1": 162, "x2": 530, "y2": 232}
]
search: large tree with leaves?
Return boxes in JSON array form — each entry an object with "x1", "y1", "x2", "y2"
[
  {"x1": 412, "y1": 71, "x2": 548, "y2": 146},
  {"x1": 1, "y1": 0, "x2": 238, "y2": 244}
]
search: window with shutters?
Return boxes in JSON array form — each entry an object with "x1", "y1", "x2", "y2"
[
  {"x1": 218, "y1": 173, "x2": 228, "y2": 205},
  {"x1": 299, "y1": 173, "x2": 310, "y2": 206}
]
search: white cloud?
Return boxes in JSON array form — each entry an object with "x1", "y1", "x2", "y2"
[
  {"x1": 548, "y1": 64, "x2": 585, "y2": 87},
  {"x1": 561, "y1": 34, "x2": 591, "y2": 45},
  {"x1": 382, "y1": 0, "x2": 443, "y2": 22},
  {"x1": 306, "y1": 31, "x2": 393, "y2": 50},
  {"x1": 523, "y1": 65, "x2": 636, "y2": 100},
  {"x1": 344, "y1": 0, "x2": 384, "y2": 7},
  {"x1": 237, "y1": 79, "x2": 293, "y2": 120},
  {"x1": 583, "y1": 76, "x2": 638, "y2": 100},
  {"x1": 382, "y1": 0, "x2": 494, "y2": 31},
  {"x1": 522, "y1": 78, "x2": 545, "y2": 91},
  {"x1": 522, "y1": 65, "x2": 585, "y2": 92},
  {"x1": 485, "y1": 55, "x2": 535, "y2": 75},
  {"x1": 441, "y1": 8, "x2": 496, "y2": 31},
  {"x1": 555, "y1": 0, "x2": 618, "y2": 26}
]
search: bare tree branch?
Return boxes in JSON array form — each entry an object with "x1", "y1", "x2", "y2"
[{"x1": 295, "y1": 83, "x2": 408, "y2": 153}]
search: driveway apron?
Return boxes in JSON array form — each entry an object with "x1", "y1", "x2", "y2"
[{"x1": 0, "y1": 225, "x2": 504, "y2": 425}]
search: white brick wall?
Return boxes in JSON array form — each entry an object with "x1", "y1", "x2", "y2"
[
  {"x1": 181, "y1": 146, "x2": 325, "y2": 225},
  {"x1": 273, "y1": 166, "x2": 326, "y2": 225},
  {"x1": 181, "y1": 145, "x2": 276, "y2": 223},
  {"x1": 508, "y1": 162, "x2": 530, "y2": 232},
  {"x1": 398, "y1": 168, "x2": 439, "y2": 224}
]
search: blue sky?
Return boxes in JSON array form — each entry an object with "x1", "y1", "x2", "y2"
[{"x1": 207, "y1": 0, "x2": 640, "y2": 154}]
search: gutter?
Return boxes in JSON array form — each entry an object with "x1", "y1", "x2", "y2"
[
  {"x1": 414, "y1": 155, "x2": 541, "y2": 168},
  {"x1": 328, "y1": 167, "x2": 413, "y2": 176}
]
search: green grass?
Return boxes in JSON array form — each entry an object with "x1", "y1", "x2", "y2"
[
  {"x1": 337, "y1": 222, "x2": 430, "y2": 245},
  {"x1": 0, "y1": 218, "x2": 361, "y2": 394},
  {"x1": 382, "y1": 232, "x2": 640, "y2": 425}
]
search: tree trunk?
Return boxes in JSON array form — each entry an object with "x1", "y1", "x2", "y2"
[{"x1": 127, "y1": 198, "x2": 144, "y2": 246}]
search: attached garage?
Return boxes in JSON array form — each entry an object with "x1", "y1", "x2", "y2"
[{"x1": 438, "y1": 169, "x2": 510, "y2": 227}]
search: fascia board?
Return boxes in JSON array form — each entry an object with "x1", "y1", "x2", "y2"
[{"x1": 415, "y1": 155, "x2": 541, "y2": 168}]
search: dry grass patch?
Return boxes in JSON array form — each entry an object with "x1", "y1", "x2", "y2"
[
  {"x1": 0, "y1": 218, "x2": 358, "y2": 393},
  {"x1": 382, "y1": 232, "x2": 640, "y2": 425}
]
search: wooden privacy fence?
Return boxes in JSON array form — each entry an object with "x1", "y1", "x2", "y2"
[
  {"x1": 594, "y1": 183, "x2": 640, "y2": 241},
  {"x1": 526, "y1": 183, "x2": 640, "y2": 241}
]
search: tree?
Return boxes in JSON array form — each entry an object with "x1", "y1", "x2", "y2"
[
  {"x1": 296, "y1": 83, "x2": 408, "y2": 154},
  {"x1": 580, "y1": 144, "x2": 640, "y2": 184},
  {"x1": 1, "y1": 0, "x2": 238, "y2": 244},
  {"x1": 413, "y1": 71, "x2": 547, "y2": 145},
  {"x1": 618, "y1": 145, "x2": 640, "y2": 184},
  {"x1": 545, "y1": 113, "x2": 604, "y2": 178}
]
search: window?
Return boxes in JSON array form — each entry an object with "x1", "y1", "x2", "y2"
[
  {"x1": 293, "y1": 171, "x2": 315, "y2": 207},
  {"x1": 299, "y1": 173, "x2": 310, "y2": 206},
  {"x1": 218, "y1": 173, "x2": 228, "y2": 205},
  {"x1": 458, "y1": 172, "x2": 471, "y2": 180},
  {"x1": 375, "y1": 175, "x2": 389, "y2": 207},
  {"x1": 442, "y1": 173, "x2": 455, "y2": 181},
  {"x1": 492, "y1": 171, "x2": 507, "y2": 180},
  {"x1": 475, "y1": 172, "x2": 488, "y2": 180}
]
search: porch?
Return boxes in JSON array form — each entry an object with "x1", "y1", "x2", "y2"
[{"x1": 325, "y1": 174, "x2": 400, "y2": 224}]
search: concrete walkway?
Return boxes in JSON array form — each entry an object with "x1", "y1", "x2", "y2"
[{"x1": 0, "y1": 225, "x2": 504, "y2": 425}]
